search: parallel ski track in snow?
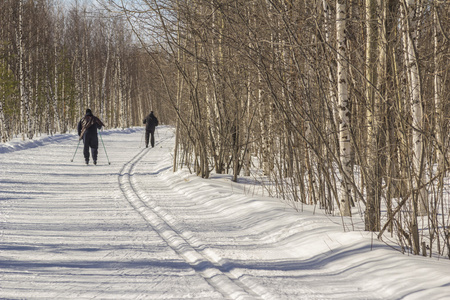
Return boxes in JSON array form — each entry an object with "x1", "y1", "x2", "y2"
[{"x1": 118, "y1": 139, "x2": 275, "y2": 300}]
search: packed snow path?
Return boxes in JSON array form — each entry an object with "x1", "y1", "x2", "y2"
[{"x1": 1, "y1": 127, "x2": 449, "y2": 299}]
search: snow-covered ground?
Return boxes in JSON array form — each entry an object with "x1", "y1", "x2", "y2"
[{"x1": 1, "y1": 126, "x2": 449, "y2": 299}]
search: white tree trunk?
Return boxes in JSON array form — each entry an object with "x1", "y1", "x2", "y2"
[
  {"x1": 74, "y1": 47, "x2": 82, "y2": 119},
  {"x1": 18, "y1": 0, "x2": 31, "y2": 140},
  {"x1": 100, "y1": 34, "x2": 111, "y2": 123},
  {"x1": 0, "y1": 92, "x2": 6, "y2": 142},
  {"x1": 118, "y1": 57, "x2": 125, "y2": 129},
  {"x1": 261, "y1": 0, "x2": 274, "y2": 176},
  {"x1": 323, "y1": 0, "x2": 337, "y2": 136},
  {"x1": 0, "y1": 20, "x2": 7, "y2": 142},
  {"x1": 83, "y1": 11, "x2": 92, "y2": 109},
  {"x1": 53, "y1": 24, "x2": 61, "y2": 133},
  {"x1": 174, "y1": 0, "x2": 182, "y2": 172},
  {"x1": 336, "y1": 0, "x2": 351, "y2": 216},
  {"x1": 404, "y1": 1, "x2": 428, "y2": 216},
  {"x1": 434, "y1": 7, "x2": 444, "y2": 177}
]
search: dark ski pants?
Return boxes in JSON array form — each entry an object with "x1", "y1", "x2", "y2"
[
  {"x1": 83, "y1": 135, "x2": 99, "y2": 162},
  {"x1": 145, "y1": 129, "x2": 155, "y2": 148}
]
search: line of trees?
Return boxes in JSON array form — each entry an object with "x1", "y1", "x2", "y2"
[
  {"x1": 0, "y1": 0, "x2": 175, "y2": 142},
  {"x1": 108, "y1": 0, "x2": 449, "y2": 258}
]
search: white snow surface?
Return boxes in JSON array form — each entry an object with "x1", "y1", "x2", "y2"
[{"x1": 0, "y1": 126, "x2": 449, "y2": 300}]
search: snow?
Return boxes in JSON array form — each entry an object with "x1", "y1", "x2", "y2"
[{"x1": 1, "y1": 126, "x2": 449, "y2": 299}]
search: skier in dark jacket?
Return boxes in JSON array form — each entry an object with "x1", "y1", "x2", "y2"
[
  {"x1": 77, "y1": 109, "x2": 105, "y2": 165},
  {"x1": 143, "y1": 111, "x2": 158, "y2": 148}
]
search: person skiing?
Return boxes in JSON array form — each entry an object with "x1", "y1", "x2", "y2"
[
  {"x1": 77, "y1": 108, "x2": 105, "y2": 165},
  {"x1": 143, "y1": 111, "x2": 158, "y2": 148}
]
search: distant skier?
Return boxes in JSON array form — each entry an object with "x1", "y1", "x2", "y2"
[
  {"x1": 78, "y1": 109, "x2": 105, "y2": 165},
  {"x1": 143, "y1": 111, "x2": 159, "y2": 148}
]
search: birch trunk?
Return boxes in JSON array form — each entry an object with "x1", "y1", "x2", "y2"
[
  {"x1": 53, "y1": 20, "x2": 61, "y2": 133},
  {"x1": 281, "y1": 1, "x2": 295, "y2": 180},
  {"x1": 336, "y1": 0, "x2": 351, "y2": 216},
  {"x1": 243, "y1": 4, "x2": 256, "y2": 177},
  {"x1": 18, "y1": 0, "x2": 31, "y2": 140},
  {"x1": 0, "y1": 19, "x2": 7, "y2": 142},
  {"x1": 83, "y1": 12, "x2": 91, "y2": 109},
  {"x1": 208, "y1": 1, "x2": 220, "y2": 173},
  {"x1": 173, "y1": 0, "x2": 182, "y2": 172},
  {"x1": 401, "y1": 2, "x2": 421, "y2": 255},
  {"x1": 323, "y1": 0, "x2": 337, "y2": 147},
  {"x1": 433, "y1": 5, "x2": 445, "y2": 254},
  {"x1": 118, "y1": 56, "x2": 125, "y2": 129},
  {"x1": 244, "y1": 70, "x2": 252, "y2": 177},
  {"x1": 112, "y1": 55, "x2": 119, "y2": 127},
  {"x1": 0, "y1": 90, "x2": 5, "y2": 142},
  {"x1": 74, "y1": 47, "x2": 82, "y2": 119},
  {"x1": 100, "y1": 34, "x2": 111, "y2": 123},
  {"x1": 384, "y1": 0, "x2": 398, "y2": 233},
  {"x1": 365, "y1": 0, "x2": 381, "y2": 231},
  {"x1": 262, "y1": 0, "x2": 274, "y2": 176},
  {"x1": 434, "y1": 7, "x2": 444, "y2": 179},
  {"x1": 404, "y1": 1, "x2": 428, "y2": 216}
]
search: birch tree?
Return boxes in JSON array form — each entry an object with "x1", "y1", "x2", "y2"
[
  {"x1": 336, "y1": 0, "x2": 351, "y2": 216},
  {"x1": 364, "y1": 0, "x2": 381, "y2": 231},
  {"x1": 433, "y1": 4, "x2": 445, "y2": 196},
  {"x1": 403, "y1": 1, "x2": 428, "y2": 221},
  {"x1": 17, "y1": 0, "x2": 32, "y2": 140}
]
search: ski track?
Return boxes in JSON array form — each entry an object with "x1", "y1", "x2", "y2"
[
  {"x1": 118, "y1": 136, "x2": 274, "y2": 300},
  {"x1": 0, "y1": 128, "x2": 224, "y2": 299}
]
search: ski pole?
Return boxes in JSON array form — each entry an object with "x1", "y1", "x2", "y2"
[
  {"x1": 99, "y1": 131, "x2": 111, "y2": 165},
  {"x1": 70, "y1": 138, "x2": 81, "y2": 162}
]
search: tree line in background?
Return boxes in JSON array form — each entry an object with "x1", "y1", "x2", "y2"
[
  {"x1": 0, "y1": 0, "x2": 175, "y2": 142},
  {"x1": 1, "y1": 0, "x2": 449, "y2": 259},
  {"x1": 107, "y1": 0, "x2": 450, "y2": 258}
]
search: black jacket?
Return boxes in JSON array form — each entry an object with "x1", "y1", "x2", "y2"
[
  {"x1": 143, "y1": 113, "x2": 158, "y2": 131},
  {"x1": 78, "y1": 112, "x2": 104, "y2": 140}
]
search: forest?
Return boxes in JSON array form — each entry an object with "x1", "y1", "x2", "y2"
[{"x1": 1, "y1": 0, "x2": 449, "y2": 258}]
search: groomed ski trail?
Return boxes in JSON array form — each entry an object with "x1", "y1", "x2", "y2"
[
  {"x1": 0, "y1": 127, "x2": 229, "y2": 299},
  {"x1": 118, "y1": 135, "x2": 275, "y2": 300}
]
